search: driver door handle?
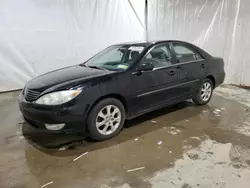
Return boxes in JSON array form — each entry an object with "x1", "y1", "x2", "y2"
[{"x1": 132, "y1": 71, "x2": 142, "y2": 76}]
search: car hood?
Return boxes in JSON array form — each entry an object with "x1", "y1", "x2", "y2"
[{"x1": 26, "y1": 65, "x2": 113, "y2": 91}]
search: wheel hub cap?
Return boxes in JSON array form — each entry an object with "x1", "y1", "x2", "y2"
[
  {"x1": 96, "y1": 105, "x2": 121, "y2": 135},
  {"x1": 201, "y1": 82, "x2": 212, "y2": 101}
]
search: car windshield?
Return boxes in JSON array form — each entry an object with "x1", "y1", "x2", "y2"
[{"x1": 84, "y1": 45, "x2": 145, "y2": 71}]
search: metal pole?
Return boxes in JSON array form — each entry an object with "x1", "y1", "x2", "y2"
[{"x1": 145, "y1": 0, "x2": 148, "y2": 41}]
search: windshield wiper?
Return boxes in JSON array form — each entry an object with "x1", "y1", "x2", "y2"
[
  {"x1": 79, "y1": 63, "x2": 87, "y2": 67},
  {"x1": 87, "y1": 65, "x2": 107, "y2": 70}
]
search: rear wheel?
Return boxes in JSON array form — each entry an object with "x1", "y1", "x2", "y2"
[
  {"x1": 192, "y1": 78, "x2": 213, "y2": 105},
  {"x1": 87, "y1": 98, "x2": 125, "y2": 141}
]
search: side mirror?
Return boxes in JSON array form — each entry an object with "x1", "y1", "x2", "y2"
[{"x1": 137, "y1": 60, "x2": 154, "y2": 71}]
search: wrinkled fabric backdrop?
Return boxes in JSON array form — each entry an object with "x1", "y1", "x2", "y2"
[{"x1": 0, "y1": 0, "x2": 249, "y2": 91}]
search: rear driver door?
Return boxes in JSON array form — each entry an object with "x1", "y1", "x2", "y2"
[{"x1": 172, "y1": 42, "x2": 207, "y2": 97}]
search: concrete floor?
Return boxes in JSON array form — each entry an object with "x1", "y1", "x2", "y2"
[{"x1": 0, "y1": 85, "x2": 250, "y2": 188}]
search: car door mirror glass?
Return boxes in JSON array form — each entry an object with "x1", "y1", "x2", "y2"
[{"x1": 137, "y1": 60, "x2": 154, "y2": 71}]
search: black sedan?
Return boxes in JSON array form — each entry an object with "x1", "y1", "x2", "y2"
[{"x1": 19, "y1": 40, "x2": 225, "y2": 141}]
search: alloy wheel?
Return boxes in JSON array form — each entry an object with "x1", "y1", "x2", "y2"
[
  {"x1": 95, "y1": 105, "x2": 121, "y2": 135},
  {"x1": 201, "y1": 82, "x2": 212, "y2": 102}
]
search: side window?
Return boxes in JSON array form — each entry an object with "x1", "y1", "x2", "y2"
[
  {"x1": 173, "y1": 44, "x2": 204, "y2": 63},
  {"x1": 144, "y1": 44, "x2": 173, "y2": 68}
]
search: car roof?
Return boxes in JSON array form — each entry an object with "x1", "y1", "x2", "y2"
[
  {"x1": 115, "y1": 41, "x2": 151, "y2": 46},
  {"x1": 115, "y1": 40, "x2": 193, "y2": 47}
]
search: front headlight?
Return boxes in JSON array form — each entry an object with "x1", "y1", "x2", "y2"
[{"x1": 35, "y1": 90, "x2": 82, "y2": 105}]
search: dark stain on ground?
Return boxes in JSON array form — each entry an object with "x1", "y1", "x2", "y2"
[
  {"x1": 206, "y1": 151, "x2": 214, "y2": 155},
  {"x1": 181, "y1": 183, "x2": 192, "y2": 188},
  {"x1": 187, "y1": 153, "x2": 199, "y2": 160},
  {"x1": 246, "y1": 160, "x2": 250, "y2": 166},
  {"x1": 232, "y1": 163, "x2": 246, "y2": 169}
]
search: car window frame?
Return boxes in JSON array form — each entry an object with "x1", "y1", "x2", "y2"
[
  {"x1": 171, "y1": 42, "x2": 205, "y2": 65},
  {"x1": 137, "y1": 42, "x2": 176, "y2": 71}
]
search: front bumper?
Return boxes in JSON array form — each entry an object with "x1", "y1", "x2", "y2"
[{"x1": 18, "y1": 93, "x2": 87, "y2": 133}]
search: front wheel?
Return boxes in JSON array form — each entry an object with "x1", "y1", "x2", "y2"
[
  {"x1": 87, "y1": 98, "x2": 125, "y2": 141},
  {"x1": 192, "y1": 78, "x2": 213, "y2": 105}
]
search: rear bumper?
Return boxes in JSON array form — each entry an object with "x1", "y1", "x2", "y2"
[
  {"x1": 18, "y1": 93, "x2": 87, "y2": 133},
  {"x1": 215, "y1": 72, "x2": 225, "y2": 88}
]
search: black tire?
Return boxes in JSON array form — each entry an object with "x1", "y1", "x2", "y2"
[
  {"x1": 87, "y1": 98, "x2": 125, "y2": 141},
  {"x1": 192, "y1": 78, "x2": 213, "y2": 105}
]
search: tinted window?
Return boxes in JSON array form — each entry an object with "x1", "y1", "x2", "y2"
[
  {"x1": 173, "y1": 44, "x2": 204, "y2": 63},
  {"x1": 144, "y1": 44, "x2": 173, "y2": 68}
]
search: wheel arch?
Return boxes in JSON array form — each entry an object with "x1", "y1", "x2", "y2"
[
  {"x1": 88, "y1": 93, "x2": 128, "y2": 118},
  {"x1": 206, "y1": 75, "x2": 216, "y2": 88}
]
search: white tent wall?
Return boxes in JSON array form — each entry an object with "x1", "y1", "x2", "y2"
[
  {"x1": 0, "y1": 0, "x2": 145, "y2": 92},
  {"x1": 1, "y1": 0, "x2": 250, "y2": 92},
  {"x1": 148, "y1": 0, "x2": 250, "y2": 86}
]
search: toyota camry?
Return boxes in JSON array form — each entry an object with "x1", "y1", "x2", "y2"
[{"x1": 19, "y1": 40, "x2": 225, "y2": 141}]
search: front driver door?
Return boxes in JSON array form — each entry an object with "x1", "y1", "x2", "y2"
[{"x1": 130, "y1": 43, "x2": 179, "y2": 115}]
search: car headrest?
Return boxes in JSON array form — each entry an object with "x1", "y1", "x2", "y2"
[{"x1": 131, "y1": 51, "x2": 140, "y2": 59}]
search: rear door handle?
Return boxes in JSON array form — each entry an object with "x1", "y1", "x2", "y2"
[
  {"x1": 169, "y1": 70, "x2": 175, "y2": 76},
  {"x1": 201, "y1": 64, "x2": 205, "y2": 68}
]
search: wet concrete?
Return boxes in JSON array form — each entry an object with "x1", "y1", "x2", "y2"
[{"x1": 0, "y1": 86, "x2": 250, "y2": 188}]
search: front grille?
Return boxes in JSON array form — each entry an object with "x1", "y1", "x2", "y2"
[{"x1": 25, "y1": 88, "x2": 41, "y2": 102}]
